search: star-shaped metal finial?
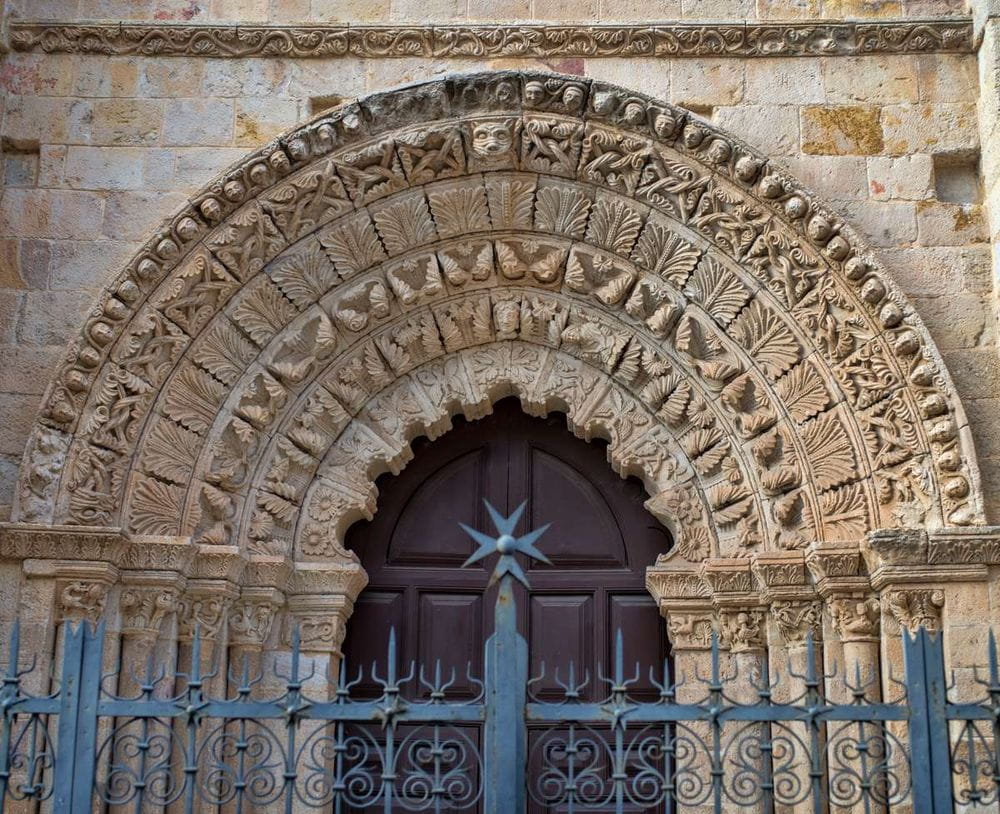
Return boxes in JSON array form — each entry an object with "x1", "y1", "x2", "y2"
[{"x1": 460, "y1": 500, "x2": 551, "y2": 588}]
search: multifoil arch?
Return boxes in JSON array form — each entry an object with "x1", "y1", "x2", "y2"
[{"x1": 14, "y1": 71, "x2": 985, "y2": 579}]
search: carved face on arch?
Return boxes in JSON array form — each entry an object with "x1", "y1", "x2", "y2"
[{"x1": 471, "y1": 121, "x2": 514, "y2": 157}]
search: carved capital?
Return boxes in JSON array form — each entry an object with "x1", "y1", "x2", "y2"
[
  {"x1": 177, "y1": 580, "x2": 239, "y2": 641},
  {"x1": 665, "y1": 608, "x2": 716, "y2": 651},
  {"x1": 828, "y1": 596, "x2": 880, "y2": 642},
  {"x1": 719, "y1": 609, "x2": 766, "y2": 653},
  {"x1": 58, "y1": 579, "x2": 111, "y2": 623},
  {"x1": 882, "y1": 588, "x2": 944, "y2": 633},
  {"x1": 119, "y1": 575, "x2": 183, "y2": 638},
  {"x1": 771, "y1": 600, "x2": 823, "y2": 647},
  {"x1": 23, "y1": 559, "x2": 118, "y2": 624},
  {"x1": 228, "y1": 587, "x2": 283, "y2": 648},
  {"x1": 286, "y1": 594, "x2": 353, "y2": 654}
]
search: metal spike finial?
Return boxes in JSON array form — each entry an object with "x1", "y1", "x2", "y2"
[{"x1": 459, "y1": 499, "x2": 552, "y2": 588}]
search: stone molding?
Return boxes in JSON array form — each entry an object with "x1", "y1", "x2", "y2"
[{"x1": 8, "y1": 19, "x2": 974, "y2": 59}]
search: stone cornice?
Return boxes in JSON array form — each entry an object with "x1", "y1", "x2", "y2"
[{"x1": 8, "y1": 18, "x2": 974, "y2": 59}]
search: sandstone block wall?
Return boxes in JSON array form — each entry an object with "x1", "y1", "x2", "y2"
[{"x1": 0, "y1": 0, "x2": 997, "y2": 525}]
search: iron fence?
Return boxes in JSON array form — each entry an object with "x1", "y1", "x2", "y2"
[
  {"x1": 3, "y1": 616, "x2": 1000, "y2": 813},
  {"x1": 1, "y1": 503, "x2": 1000, "y2": 813}
]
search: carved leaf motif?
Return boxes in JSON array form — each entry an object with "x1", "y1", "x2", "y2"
[
  {"x1": 268, "y1": 241, "x2": 339, "y2": 308},
  {"x1": 586, "y1": 198, "x2": 642, "y2": 255},
  {"x1": 814, "y1": 483, "x2": 869, "y2": 539},
  {"x1": 142, "y1": 420, "x2": 201, "y2": 484},
  {"x1": 259, "y1": 490, "x2": 297, "y2": 523},
  {"x1": 372, "y1": 195, "x2": 437, "y2": 255},
  {"x1": 776, "y1": 362, "x2": 831, "y2": 423},
  {"x1": 130, "y1": 476, "x2": 184, "y2": 535},
  {"x1": 534, "y1": 184, "x2": 590, "y2": 238},
  {"x1": 730, "y1": 299, "x2": 801, "y2": 380},
  {"x1": 232, "y1": 281, "x2": 298, "y2": 347},
  {"x1": 685, "y1": 257, "x2": 751, "y2": 327},
  {"x1": 428, "y1": 185, "x2": 491, "y2": 237},
  {"x1": 319, "y1": 213, "x2": 386, "y2": 277},
  {"x1": 162, "y1": 366, "x2": 225, "y2": 434},
  {"x1": 802, "y1": 411, "x2": 857, "y2": 491},
  {"x1": 485, "y1": 177, "x2": 535, "y2": 230},
  {"x1": 630, "y1": 220, "x2": 700, "y2": 285},
  {"x1": 661, "y1": 381, "x2": 691, "y2": 426},
  {"x1": 191, "y1": 319, "x2": 257, "y2": 385}
]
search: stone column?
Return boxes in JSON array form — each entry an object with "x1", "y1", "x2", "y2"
[
  {"x1": 227, "y1": 586, "x2": 283, "y2": 691},
  {"x1": 117, "y1": 572, "x2": 185, "y2": 697},
  {"x1": 753, "y1": 551, "x2": 823, "y2": 814},
  {"x1": 700, "y1": 559, "x2": 768, "y2": 814}
]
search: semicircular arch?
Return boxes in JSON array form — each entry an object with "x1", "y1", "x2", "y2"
[{"x1": 14, "y1": 70, "x2": 985, "y2": 576}]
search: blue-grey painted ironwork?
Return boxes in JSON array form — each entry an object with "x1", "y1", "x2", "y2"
[{"x1": 0, "y1": 505, "x2": 998, "y2": 812}]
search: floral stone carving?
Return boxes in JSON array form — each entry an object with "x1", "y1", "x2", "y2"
[{"x1": 11, "y1": 71, "x2": 985, "y2": 591}]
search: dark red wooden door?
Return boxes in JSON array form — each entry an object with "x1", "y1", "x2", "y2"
[{"x1": 342, "y1": 398, "x2": 672, "y2": 810}]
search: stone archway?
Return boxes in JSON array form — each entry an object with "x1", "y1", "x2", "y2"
[{"x1": 4, "y1": 70, "x2": 991, "y2": 668}]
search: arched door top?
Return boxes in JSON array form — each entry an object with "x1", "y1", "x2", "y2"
[{"x1": 12, "y1": 71, "x2": 983, "y2": 581}]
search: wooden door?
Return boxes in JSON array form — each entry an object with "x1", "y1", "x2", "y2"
[{"x1": 341, "y1": 397, "x2": 673, "y2": 810}]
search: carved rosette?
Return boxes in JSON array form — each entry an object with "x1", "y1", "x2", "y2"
[{"x1": 882, "y1": 588, "x2": 945, "y2": 633}]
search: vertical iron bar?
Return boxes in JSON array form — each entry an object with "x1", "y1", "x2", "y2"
[
  {"x1": 903, "y1": 626, "x2": 954, "y2": 814},
  {"x1": 709, "y1": 635, "x2": 723, "y2": 814},
  {"x1": 70, "y1": 621, "x2": 103, "y2": 812},
  {"x1": 52, "y1": 622, "x2": 84, "y2": 814},
  {"x1": 482, "y1": 574, "x2": 528, "y2": 814},
  {"x1": 283, "y1": 628, "x2": 301, "y2": 814},
  {"x1": 0, "y1": 620, "x2": 22, "y2": 812}
]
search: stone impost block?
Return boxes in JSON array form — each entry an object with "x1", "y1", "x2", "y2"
[
  {"x1": 242, "y1": 554, "x2": 293, "y2": 589},
  {"x1": 189, "y1": 543, "x2": 247, "y2": 581},
  {"x1": 805, "y1": 541, "x2": 869, "y2": 597},
  {"x1": 751, "y1": 550, "x2": 813, "y2": 603},
  {"x1": 701, "y1": 557, "x2": 761, "y2": 608},
  {"x1": 289, "y1": 559, "x2": 368, "y2": 601},
  {"x1": 0, "y1": 523, "x2": 129, "y2": 564}
]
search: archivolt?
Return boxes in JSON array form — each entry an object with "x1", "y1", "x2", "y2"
[{"x1": 15, "y1": 71, "x2": 984, "y2": 572}]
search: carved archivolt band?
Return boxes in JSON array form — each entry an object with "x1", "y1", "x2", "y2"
[
  {"x1": 9, "y1": 20, "x2": 974, "y2": 59},
  {"x1": 15, "y1": 71, "x2": 985, "y2": 578}
]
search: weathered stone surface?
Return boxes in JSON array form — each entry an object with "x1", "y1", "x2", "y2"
[
  {"x1": 801, "y1": 105, "x2": 884, "y2": 155},
  {"x1": 0, "y1": 3, "x2": 998, "y2": 711}
]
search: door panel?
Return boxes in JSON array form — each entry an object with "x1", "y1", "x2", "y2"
[{"x1": 342, "y1": 398, "x2": 674, "y2": 811}]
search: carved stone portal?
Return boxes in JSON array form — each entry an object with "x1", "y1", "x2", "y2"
[{"x1": 3, "y1": 71, "x2": 992, "y2": 642}]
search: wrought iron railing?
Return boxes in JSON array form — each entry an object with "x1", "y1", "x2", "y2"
[{"x1": 1, "y1": 504, "x2": 999, "y2": 813}]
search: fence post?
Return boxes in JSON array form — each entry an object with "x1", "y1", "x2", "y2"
[
  {"x1": 482, "y1": 574, "x2": 527, "y2": 814},
  {"x1": 50, "y1": 621, "x2": 104, "y2": 814},
  {"x1": 902, "y1": 627, "x2": 954, "y2": 814}
]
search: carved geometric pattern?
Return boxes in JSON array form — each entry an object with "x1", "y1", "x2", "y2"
[{"x1": 14, "y1": 72, "x2": 985, "y2": 587}]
